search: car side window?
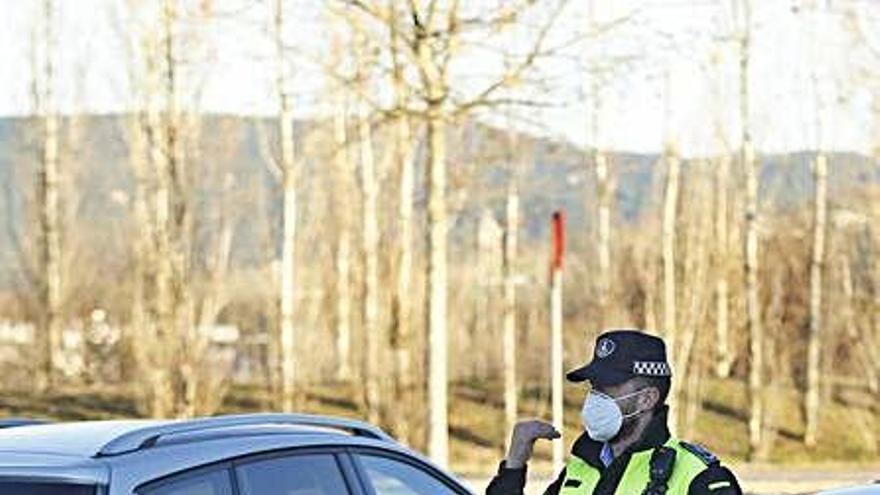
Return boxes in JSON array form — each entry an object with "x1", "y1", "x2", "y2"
[
  {"x1": 356, "y1": 454, "x2": 460, "y2": 495},
  {"x1": 235, "y1": 453, "x2": 351, "y2": 495},
  {"x1": 138, "y1": 468, "x2": 234, "y2": 495}
]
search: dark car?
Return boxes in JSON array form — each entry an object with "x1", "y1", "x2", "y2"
[{"x1": 0, "y1": 413, "x2": 475, "y2": 495}]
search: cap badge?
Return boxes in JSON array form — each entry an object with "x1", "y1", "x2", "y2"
[{"x1": 596, "y1": 338, "x2": 616, "y2": 358}]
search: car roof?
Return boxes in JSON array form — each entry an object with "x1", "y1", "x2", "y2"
[
  {"x1": 0, "y1": 413, "x2": 393, "y2": 459},
  {"x1": 0, "y1": 452, "x2": 110, "y2": 485},
  {"x1": 0, "y1": 420, "x2": 168, "y2": 458}
]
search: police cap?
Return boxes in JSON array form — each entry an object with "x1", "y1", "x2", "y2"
[{"x1": 566, "y1": 329, "x2": 672, "y2": 386}]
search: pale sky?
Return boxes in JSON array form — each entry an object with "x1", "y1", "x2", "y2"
[{"x1": 0, "y1": 0, "x2": 877, "y2": 156}]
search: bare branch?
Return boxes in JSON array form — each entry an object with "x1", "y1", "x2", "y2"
[{"x1": 451, "y1": 0, "x2": 570, "y2": 118}]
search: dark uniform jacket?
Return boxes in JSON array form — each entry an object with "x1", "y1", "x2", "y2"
[{"x1": 485, "y1": 407, "x2": 741, "y2": 495}]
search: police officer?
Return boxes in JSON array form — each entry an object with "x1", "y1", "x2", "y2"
[{"x1": 486, "y1": 329, "x2": 742, "y2": 495}]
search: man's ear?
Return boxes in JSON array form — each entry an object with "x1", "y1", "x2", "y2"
[{"x1": 641, "y1": 386, "x2": 660, "y2": 410}]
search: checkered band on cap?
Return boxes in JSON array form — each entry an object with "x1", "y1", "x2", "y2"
[{"x1": 633, "y1": 361, "x2": 671, "y2": 377}]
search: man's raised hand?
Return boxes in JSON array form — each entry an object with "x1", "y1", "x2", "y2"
[{"x1": 505, "y1": 420, "x2": 561, "y2": 469}]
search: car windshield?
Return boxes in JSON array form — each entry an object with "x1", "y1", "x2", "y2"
[{"x1": 0, "y1": 481, "x2": 96, "y2": 495}]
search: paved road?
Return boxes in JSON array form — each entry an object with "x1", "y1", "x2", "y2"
[{"x1": 462, "y1": 468, "x2": 880, "y2": 494}]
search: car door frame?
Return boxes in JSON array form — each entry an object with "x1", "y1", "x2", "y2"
[
  {"x1": 134, "y1": 460, "x2": 237, "y2": 495},
  {"x1": 344, "y1": 447, "x2": 474, "y2": 495},
  {"x1": 134, "y1": 446, "x2": 364, "y2": 495},
  {"x1": 231, "y1": 446, "x2": 362, "y2": 495}
]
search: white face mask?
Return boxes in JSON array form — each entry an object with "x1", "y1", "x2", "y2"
[{"x1": 580, "y1": 389, "x2": 650, "y2": 442}]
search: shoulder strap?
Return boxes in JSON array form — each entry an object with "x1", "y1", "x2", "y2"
[
  {"x1": 678, "y1": 441, "x2": 720, "y2": 466},
  {"x1": 641, "y1": 446, "x2": 676, "y2": 495}
]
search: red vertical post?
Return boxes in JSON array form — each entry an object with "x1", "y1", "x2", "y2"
[
  {"x1": 550, "y1": 210, "x2": 565, "y2": 472},
  {"x1": 552, "y1": 210, "x2": 566, "y2": 271}
]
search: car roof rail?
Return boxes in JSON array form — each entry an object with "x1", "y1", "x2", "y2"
[
  {"x1": 0, "y1": 418, "x2": 48, "y2": 429},
  {"x1": 96, "y1": 413, "x2": 394, "y2": 457}
]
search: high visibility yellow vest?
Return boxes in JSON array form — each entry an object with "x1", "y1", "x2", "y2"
[{"x1": 559, "y1": 439, "x2": 710, "y2": 495}]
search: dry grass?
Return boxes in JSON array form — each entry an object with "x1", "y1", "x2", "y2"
[{"x1": 1, "y1": 377, "x2": 876, "y2": 475}]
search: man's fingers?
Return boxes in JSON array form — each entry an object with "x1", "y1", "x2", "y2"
[
  {"x1": 514, "y1": 420, "x2": 561, "y2": 441},
  {"x1": 535, "y1": 424, "x2": 561, "y2": 440}
]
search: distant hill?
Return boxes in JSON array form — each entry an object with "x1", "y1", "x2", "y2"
[{"x1": 1, "y1": 114, "x2": 877, "y2": 287}]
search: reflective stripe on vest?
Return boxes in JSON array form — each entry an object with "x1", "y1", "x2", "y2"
[{"x1": 559, "y1": 439, "x2": 710, "y2": 495}]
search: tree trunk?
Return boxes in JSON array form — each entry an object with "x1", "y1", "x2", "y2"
[
  {"x1": 359, "y1": 104, "x2": 382, "y2": 425},
  {"x1": 335, "y1": 231, "x2": 352, "y2": 380},
  {"x1": 426, "y1": 111, "x2": 449, "y2": 465},
  {"x1": 744, "y1": 140, "x2": 763, "y2": 456},
  {"x1": 662, "y1": 145, "x2": 680, "y2": 346},
  {"x1": 502, "y1": 138, "x2": 521, "y2": 450},
  {"x1": 714, "y1": 155, "x2": 734, "y2": 378},
  {"x1": 735, "y1": 0, "x2": 763, "y2": 458},
  {"x1": 475, "y1": 211, "x2": 499, "y2": 381},
  {"x1": 333, "y1": 98, "x2": 353, "y2": 382},
  {"x1": 595, "y1": 150, "x2": 611, "y2": 322},
  {"x1": 127, "y1": 109, "x2": 152, "y2": 388},
  {"x1": 662, "y1": 144, "x2": 680, "y2": 430},
  {"x1": 145, "y1": 0, "x2": 188, "y2": 418},
  {"x1": 143, "y1": 15, "x2": 172, "y2": 418},
  {"x1": 743, "y1": 138, "x2": 765, "y2": 454},
  {"x1": 35, "y1": 0, "x2": 62, "y2": 394},
  {"x1": 276, "y1": 0, "x2": 297, "y2": 412},
  {"x1": 805, "y1": 152, "x2": 828, "y2": 447},
  {"x1": 389, "y1": 9, "x2": 416, "y2": 441},
  {"x1": 410, "y1": 1, "x2": 453, "y2": 462},
  {"x1": 390, "y1": 114, "x2": 415, "y2": 441},
  {"x1": 587, "y1": 0, "x2": 610, "y2": 324}
]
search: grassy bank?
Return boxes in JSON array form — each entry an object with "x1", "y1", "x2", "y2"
[{"x1": 0, "y1": 377, "x2": 876, "y2": 475}]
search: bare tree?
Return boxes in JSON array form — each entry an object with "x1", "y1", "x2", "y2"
[
  {"x1": 139, "y1": 0, "x2": 183, "y2": 417},
  {"x1": 804, "y1": 0, "x2": 831, "y2": 448},
  {"x1": 332, "y1": 84, "x2": 354, "y2": 383},
  {"x1": 502, "y1": 132, "x2": 523, "y2": 448},
  {"x1": 388, "y1": 4, "x2": 418, "y2": 443},
  {"x1": 121, "y1": 0, "x2": 231, "y2": 417},
  {"x1": 33, "y1": 0, "x2": 63, "y2": 393},
  {"x1": 125, "y1": 0, "x2": 171, "y2": 416},
  {"x1": 804, "y1": 153, "x2": 828, "y2": 447},
  {"x1": 154, "y1": 0, "x2": 195, "y2": 416},
  {"x1": 499, "y1": 7, "x2": 523, "y2": 449},
  {"x1": 733, "y1": 0, "x2": 764, "y2": 457},
  {"x1": 661, "y1": 141, "x2": 680, "y2": 428},
  {"x1": 275, "y1": 0, "x2": 298, "y2": 412},
  {"x1": 336, "y1": 0, "x2": 570, "y2": 463},
  {"x1": 714, "y1": 153, "x2": 734, "y2": 379},
  {"x1": 355, "y1": 39, "x2": 383, "y2": 424},
  {"x1": 126, "y1": 0, "x2": 194, "y2": 417},
  {"x1": 423, "y1": 65, "x2": 450, "y2": 464},
  {"x1": 587, "y1": 1, "x2": 612, "y2": 325},
  {"x1": 709, "y1": 44, "x2": 735, "y2": 379}
]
